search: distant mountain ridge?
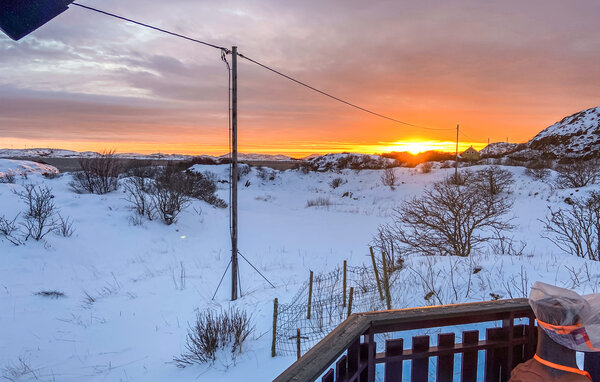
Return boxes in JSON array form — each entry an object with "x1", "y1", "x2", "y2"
[{"x1": 0, "y1": 148, "x2": 301, "y2": 161}]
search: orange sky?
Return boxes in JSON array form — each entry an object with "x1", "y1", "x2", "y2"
[{"x1": 1, "y1": 1, "x2": 598, "y2": 157}]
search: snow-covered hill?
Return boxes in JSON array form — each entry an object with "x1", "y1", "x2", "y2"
[
  {"x1": 480, "y1": 106, "x2": 600, "y2": 161},
  {"x1": 526, "y1": 106, "x2": 600, "y2": 159},
  {"x1": 480, "y1": 142, "x2": 521, "y2": 158},
  {"x1": 1, "y1": 163, "x2": 598, "y2": 381},
  {"x1": 0, "y1": 158, "x2": 58, "y2": 178}
]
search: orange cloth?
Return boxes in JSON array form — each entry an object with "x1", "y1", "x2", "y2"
[{"x1": 509, "y1": 358, "x2": 590, "y2": 382}]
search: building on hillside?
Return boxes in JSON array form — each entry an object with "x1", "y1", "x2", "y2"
[{"x1": 461, "y1": 146, "x2": 480, "y2": 161}]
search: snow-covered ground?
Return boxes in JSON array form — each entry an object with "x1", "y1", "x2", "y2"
[{"x1": 1, "y1": 159, "x2": 599, "y2": 381}]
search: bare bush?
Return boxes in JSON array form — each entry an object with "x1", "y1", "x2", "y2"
[
  {"x1": 1, "y1": 171, "x2": 16, "y2": 184},
  {"x1": 14, "y1": 184, "x2": 58, "y2": 241},
  {"x1": 57, "y1": 214, "x2": 75, "y2": 237},
  {"x1": 445, "y1": 170, "x2": 470, "y2": 186},
  {"x1": 70, "y1": 150, "x2": 121, "y2": 194},
  {"x1": 371, "y1": 229, "x2": 403, "y2": 272},
  {"x1": 329, "y1": 177, "x2": 344, "y2": 189},
  {"x1": 184, "y1": 170, "x2": 227, "y2": 208},
  {"x1": 555, "y1": 160, "x2": 599, "y2": 188},
  {"x1": 174, "y1": 308, "x2": 253, "y2": 367},
  {"x1": 123, "y1": 167, "x2": 156, "y2": 220},
  {"x1": 420, "y1": 162, "x2": 433, "y2": 174},
  {"x1": 381, "y1": 167, "x2": 396, "y2": 190},
  {"x1": 150, "y1": 169, "x2": 191, "y2": 225},
  {"x1": 0, "y1": 215, "x2": 22, "y2": 245},
  {"x1": 306, "y1": 196, "x2": 332, "y2": 207},
  {"x1": 542, "y1": 193, "x2": 600, "y2": 261},
  {"x1": 473, "y1": 166, "x2": 514, "y2": 195},
  {"x1": 378, "y1": 180, "x2": 513, "y2": 257}
]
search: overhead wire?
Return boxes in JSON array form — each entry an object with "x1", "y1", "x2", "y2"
[
  {"x1": 71, "y1": 2, "x2": 455, "y2": 133},
  {"x1": 236, "y1": 52, "x2": 455, "y2": 131},
  {"x1": 71, "y1": 3, "x2": 230, "y2": 53}
]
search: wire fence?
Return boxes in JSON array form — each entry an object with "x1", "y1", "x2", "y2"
[{"x1": 275, "y1": 264, "x2": 386, "y2": 356}]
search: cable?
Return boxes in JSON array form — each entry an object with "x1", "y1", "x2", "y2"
[
  {"x1": 237, "y1": 53, "x2": 454, "y2": 131},
  {"x1": 71, "y1": 3, "x2": 229, "y2": 53},
  {"x1": 459, "y1": 128, "x2": 478, "y2": 142},
  {"x1": 72, "y1": 2, "x2": 454, "y2": 133}
]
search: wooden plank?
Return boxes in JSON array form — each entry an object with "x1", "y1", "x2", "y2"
[
  {"x1": 273, "y1": 299, "x2": 531, "y2": 382},
  {"x1": 384, "y1": 338, "x2": 403, "y2": 382},
  {"x1": 511, "y1": 325, "x2": 526, "y2": 370},
  {"x1": 336, "y1": 355, "x2": 348, "y2": 382},
  {"x1": 375, "y1": 338, "x2": 530, "y2": 363},
  {"x1": 347, "y1": 339, "x2": 359, "y2": 376},
  {"x1": 411, "y1": 335, "x2": 430, "y2": 382},
  {"x1": 322, "y1": 369, "x2": 334, "y2": 382},
  {"x1": 437, "y1": 333, "x2": 455, "y2": 382},
  {"x1": 359, "y1": 342, "x2": 369, "y2": 382},
  {"x1": 484, "y1": 327, "x2": 508, "y2": 382},
  {"x1": 461, "y1": 330, "x2": 479, "y2": 382}
]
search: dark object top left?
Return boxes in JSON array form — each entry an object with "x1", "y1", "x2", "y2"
[{"x1": 0, "y1": 0, "x2": 73, "y2": 41}]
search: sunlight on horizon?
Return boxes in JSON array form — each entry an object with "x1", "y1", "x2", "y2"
[{"x1": 1, "y1": 137, "x2": 489, "y2": 158}]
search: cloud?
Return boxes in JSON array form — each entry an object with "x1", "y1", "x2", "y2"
[{"x1": 0, "y1": 0, "x2": 599, "y2": 152}]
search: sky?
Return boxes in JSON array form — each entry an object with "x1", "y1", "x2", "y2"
[{"x1": 0, "y1": 0, "x2": 599, "y2": 157}]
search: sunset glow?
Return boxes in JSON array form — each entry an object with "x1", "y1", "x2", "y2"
[{"x1": 1, "y1": 1, "x2": 598, "y2": 157}]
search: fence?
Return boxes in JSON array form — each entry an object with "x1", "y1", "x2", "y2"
[
  {"x1": 273, "y1": 260, "x2": 389, "y2": 357},
  {"x1": 274, "y1": 298, "x2": 600, "y2": 382}
]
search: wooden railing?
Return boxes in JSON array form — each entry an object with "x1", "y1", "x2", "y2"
[{"x1": 273, "y1": 299, "x2": 600, "y2": 382}]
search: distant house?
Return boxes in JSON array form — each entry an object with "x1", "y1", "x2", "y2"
[{"x1": 461, "y1": 146, "x2": 480, "y2": 161}]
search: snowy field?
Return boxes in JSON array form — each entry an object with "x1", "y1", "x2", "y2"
[{"x1": 1, "y1": 158, "x2": 599, "y2": 381}]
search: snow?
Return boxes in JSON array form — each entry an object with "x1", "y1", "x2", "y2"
[
  {"x1": 0, "y1": 159, "x2": 58, "y2": 178},
  {"x1": 480, "y1": 142, "x2": 520, "y2": 157},
  {"x1": 1, "y1": 163, "x2": 599, "y2": 381}
]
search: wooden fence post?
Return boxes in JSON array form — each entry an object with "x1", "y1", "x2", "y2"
[
  {"x1": 271, "y1": 298, "x2": 278, "y2": 357},
  {"x1": 343, "y1": 260, "x2": 347, "y2": 308},
  {"x1": 347, "y1": 287, "x2": 354, "y2": 317},
  {"x1": 381, "y1": 251, "x2": 391, "y2": 310},
  {"x1": 370, "y1": 247, "x2": 384, "y2": 301},
  {"x1": 307, "y1": 270, "x2": 314, "y2": 319}
]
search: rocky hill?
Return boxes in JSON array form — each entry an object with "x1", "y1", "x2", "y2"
[{"x1": 481, "y1": 106, "x2": 600, "y2": 161}]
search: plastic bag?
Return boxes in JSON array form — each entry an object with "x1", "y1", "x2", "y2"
[{"x1": 529, "y1": 281, "x2": 600, "y2": 352}]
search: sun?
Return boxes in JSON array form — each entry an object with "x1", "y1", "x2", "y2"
[{"x1": 402, "y1": 142, "x2": 431, "y2": 155}]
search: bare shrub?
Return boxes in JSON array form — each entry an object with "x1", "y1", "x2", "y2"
[
  {"x1": 371, "y1": 229, "x2": 403, "y2": 272},
  {"x1": 524, "y1": 166, "x2": 550, "y2": 181},
  {"x1": 256, "y1": 166, "x2": 268, "y2": 180},
  {"x1": 174, "y1": 308, "x2": 253, "y2": 367},
  {"x1": 123, "y1": 167, "x2": 156, "y2": 220},
  {"x1": 420, "y1": 162, "x2": 433, "y2": 174},
  {"x1": 14, "y1": 184, "x2": 58, "y2": 241},
  {"x1": 70, "y1": 150, "x2": 121, "y2": 194},
  {"x1": 35, "y1": 290, "x2": 65, "y2": 298},
  {"x1": 555, "y1": 160, "x2": 599, "y2": 188},
  {"x1": 184, "y1": 170, "x2": 227, "y2": 208},
  {"x1": 473, "y1": 166, "x2": 514, "y2": 196},
  {"x1": 542, "y1": 193, "x2": 600, "y2": 261},
  {"x1": 381, "y1": 167, "x2": 396, "y2": 190},
  {"x1": 0, "y1": 215, "x2": 22, "y2": 245},
  {"x1": 1, "y1": 171, "x2": 16, "y2": 184},
  {"x1": 306, "y1": 196, "x2": 332, "y2": 207},
  {"x1": 150, "y1": 169, "x2": 191, "y2": 225},
  {"x1": 445, "y1": 170, "x2": 470, "y2": 186},
  {"x1": 329, "y1": 177, "x2": 344, "y2": 189},
  {"x1": 1, "y1": 357, "x2": 39, "y2": 381},
  {"x1": 57, "y1": 214, "x2": 75, "y2": 237},
  {"x1": 378, "y1": 180, "x2": 513, "y2": 257}
]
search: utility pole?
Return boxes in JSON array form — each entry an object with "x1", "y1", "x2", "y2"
[
  {"x1": 231, "y1": 46, "x2": 239, "y2": 301},
  {"x1": 455, "y1": 124, "x2": 459, "y2": 180}
]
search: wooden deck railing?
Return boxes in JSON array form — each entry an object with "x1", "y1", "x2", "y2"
[{"x1": 273, "y1": 298, "x2": 600, "y2": 382}]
